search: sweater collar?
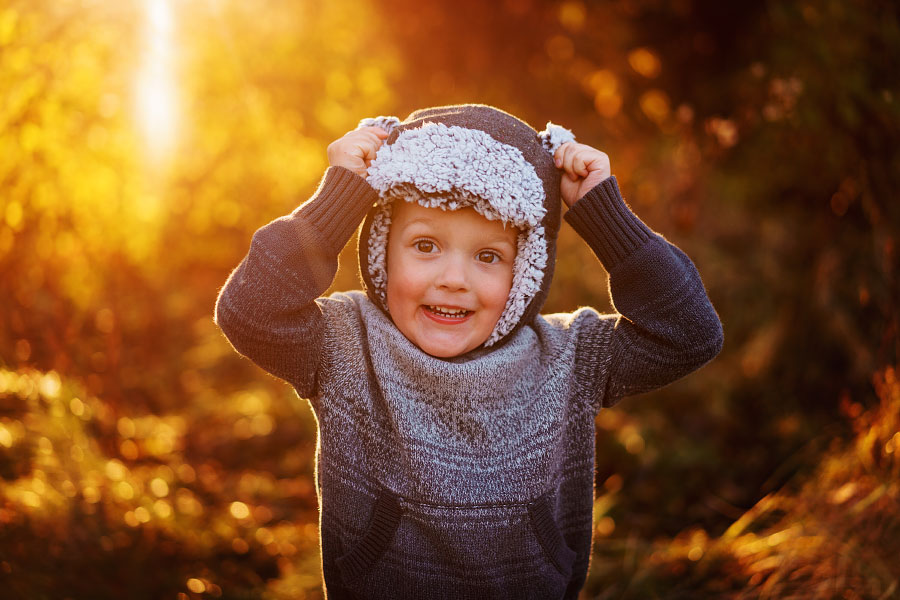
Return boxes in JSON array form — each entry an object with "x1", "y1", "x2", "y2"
[{"x1": 358, "y1": 298, "x2": 544, "y2": 408}]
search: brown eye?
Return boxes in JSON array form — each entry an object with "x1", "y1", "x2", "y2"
[
  {"x1": 477, "y1": 251, "x2": 499, "y2": 264},
  {"x1": 415, "y1": 240, "x2": 435, "y2": 253}
]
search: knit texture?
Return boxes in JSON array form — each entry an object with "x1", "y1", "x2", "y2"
[{"x1": 215, "y1": 166, "x2": 723, "y2": 599}]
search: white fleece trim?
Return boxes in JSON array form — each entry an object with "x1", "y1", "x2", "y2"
[
  {"x1": 538, "y1": 122, "x2": 575, "y2": 155},
  {"x1": 492, "y1": 225, "x2": 547, "y2": 345},
  {"x1": 367, "y1": 123, "x2": 547, "y2": 229},
  {"x1": 357, "y1": 115, "x2": 401, "y2": 135},
  {"x1": 367, "y1": 202, "x2": 393, "y2": 297},
  {"x1": 364, "y1": 123, "x2": 550, "y2": 346}
]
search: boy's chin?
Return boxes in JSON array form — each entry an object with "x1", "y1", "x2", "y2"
[
  {"x1": 409, "y1": 331, "x2": 487, "y2": 359},
  {"x1": 418, "y1": 339, "x2": 477, "y2": 359},
  {"x1": 391, "y1": 308, "x2": 495, "y2": 358}
]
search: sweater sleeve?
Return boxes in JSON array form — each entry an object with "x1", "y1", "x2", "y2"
[
  {"x1": 563, "y1": 176, "x2": 724, "y2": 409},
  {"x1": 214, "y1": 166, "x2": 378, "y2": 397}
]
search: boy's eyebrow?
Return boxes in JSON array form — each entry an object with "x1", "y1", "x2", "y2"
[
  {"x1": 400, "y1": 217, "x2": 518, "y2": 247},
  {"x1": 481, "y1": 233, "x2": 518, "y2": 248},
  {"x1": 398, "y1": 216, "x2": 437, "y2": 228}
]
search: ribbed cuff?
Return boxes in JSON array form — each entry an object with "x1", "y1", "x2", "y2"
[
  {"x1": 563, "y1": 175, "x2": 654, "y2": 270},
  {"x1": 296, "y1": 166, "x2": 379, "y2": 255}
]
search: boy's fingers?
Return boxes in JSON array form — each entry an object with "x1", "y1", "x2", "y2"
[
  {"x1": 355, "y1": 130, "x2": 379, "y2": 145},
  {"x1": 365, "y1": 130, "x2": 388, "y2": 150},
  {"x1": 573, "y1": 154, "x2": 587, "y2": 177},
  {"x1": 361, "y1": 143, "x2": 379, "y2": 160},
  {"x1": 360, "y1": 126, "x2": 390, "y2": 139},
  {"x1": 349, "y1": 132, "x2": 386, "y2": 161},
  {"x1": 585, "y1": 151, "x2": 611, "y2": 179},
  {"x1": 553, "y1": 142, "x2": 571, "y2": 167},
  {"x1": 563, "y1": 145, "x2": 579, "y2": 178},
  {"x1": 556, "y1": 144, "x2": 568, "y2": 170},
  {"x1": 328, "y1": 128, "x2": 391, "y2": 176}
]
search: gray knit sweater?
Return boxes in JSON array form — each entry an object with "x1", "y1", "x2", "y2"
[{"x1": 215, "y1": 166, "x2": 723, "y2": 599}]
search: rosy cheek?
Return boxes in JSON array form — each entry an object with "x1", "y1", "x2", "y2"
[
  {"x1": 478, "y1": 277, "x2": 509, "y2": 312},
  {"x1": 493, "y1": 290, "x2": 509, "y2": 311},
  {"x1": 494, "y1": 280, "x2": 514, "y2": 310},
  {"x1": 387, "y1": 259, "x2": 419, "y2": 309}
]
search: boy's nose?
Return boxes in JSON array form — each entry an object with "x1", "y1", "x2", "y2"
[{"x1": 435, "y1": 255, "x2": 469, "y2": 291}]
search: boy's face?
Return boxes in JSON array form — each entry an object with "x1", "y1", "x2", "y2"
[{"x1": 386, "y1": 201, "x2": 518, "y2": 358}]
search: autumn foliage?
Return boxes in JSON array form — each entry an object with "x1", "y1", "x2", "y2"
[{"x1": 1, "y1": 0, "x2": 898, "y2": 598}]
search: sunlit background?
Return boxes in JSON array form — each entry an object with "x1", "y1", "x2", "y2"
[
  {"x1": 1, "y1": 0, "x2": 898, "y2": 598},
  {"x1": 135, "y1": 0, "x2": 177, "y2": 163}
]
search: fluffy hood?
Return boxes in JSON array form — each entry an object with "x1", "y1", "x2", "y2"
[{"x1": 356, "y1": 104, "x2": 574, "y2": 351}]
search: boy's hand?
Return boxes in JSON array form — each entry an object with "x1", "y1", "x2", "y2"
[
  {"x1": 327, "y1": 126, "x2": 390, "y2": 178},
  {"x1": 554, "y1": 142, "x2": 612, "y2": 208}
]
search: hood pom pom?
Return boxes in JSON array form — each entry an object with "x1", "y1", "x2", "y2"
[
  {"x1": 357, "y1": 116, "x2": 401, "y2": 135},
  {"x1": 538, "y1": 122, "x2": 575, "y2": 154}
]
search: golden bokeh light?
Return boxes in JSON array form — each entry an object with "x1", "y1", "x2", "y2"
[
  {"x1": 134, "y1": 506, "x2": 152, "y2": 523},
  {"x1": 69, "y1": 397, "x2": 85, "y2": 417},
  {"x1": 105, "y1": 459, "x2": 127, "y2": 481},
  {"x1": 627, "y1": 47, "x2": 662, "y2": 78},
  {"x1": 115, "y1": 481, "x2": 135, "y2": 500},
  {"x1": 229, "y1": 501, "x2": 251, "y2": 520},
  {"x1": 0, "y1": 424, "x2": 12, "y2": 448},
  {"x1": 39, "y1": 372, "x2": 61, "y2": 398},
  {"x1": 595, "y1": 516, "x2": 615, "y2": 536},
  {"x1": 177, "y1": 463, "x2": 197, "y2": 483},
  {"x1": 154, "y1": 499, "x2": 173, "y2": 518},
  {"x1": 120, "y1": 439, "x2": 140, "y2": 460},
  {"x1": 545, "y1": 35, "x2": 575, "y2": 62},
  {"x1": 705, "y1": 116, "x2": 739, "y2": 148},
  {"x1": 82, "y1": 486, "x2": 101, "y2": 504},
  {"x1": 558, "y1": 1, "x2": 587, "y2": 32},
  {"x1": 117, "y1": 417, "x2": 136, "y2": 438},
  {"x1": 603, "y1": 474, "x2": 623, "y2": 493},
  {"x1": 22, "y1": 490, "x2": 42, "y2": 508},
  {"x1": 186, "y1": 578, "x2": 206, "y2": 594},
  {"x1": 255, "y1": 527, "x2": 275, "y2": 545},
  {"x1": 639, "y1": 89, "x2": 670, "y2": 124},
  {"x1": 584, "y1": 69, "x2": 622, "y2": 118},
  {"x1": 150, "y1": 477, "x2": 170, "y2": 497}
]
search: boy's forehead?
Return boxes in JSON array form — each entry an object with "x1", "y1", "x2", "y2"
[
  {"x1": 392, "y1": 200, "x2": 448, "y2": 221},
  {"x1": 393, "y1": 201, "x2": 514, "y2": 229},
  {"x1": 391, "y1": 201, "x2": 519, "y2": 244}
]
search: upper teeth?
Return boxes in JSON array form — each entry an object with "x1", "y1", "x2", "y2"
[{"x1": 429, "y1": 305, "x2": 467, "y2": 316}]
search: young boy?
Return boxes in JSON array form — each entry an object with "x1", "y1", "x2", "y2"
[{"x1": 215, "y1": 104, "x2": 723, "y2": 600}]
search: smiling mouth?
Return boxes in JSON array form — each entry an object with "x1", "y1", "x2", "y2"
[{"x1": 424, "y1": 305, "x2": 473, "y2": 319}]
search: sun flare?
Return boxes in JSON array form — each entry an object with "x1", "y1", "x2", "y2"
[{"x1": 135, "y1": 0, "x2": 178, "y2": 162}]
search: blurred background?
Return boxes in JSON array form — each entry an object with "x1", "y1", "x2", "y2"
[{"x1": 1, "y1": 0, "x2": 898, "y2": 598}]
